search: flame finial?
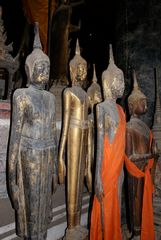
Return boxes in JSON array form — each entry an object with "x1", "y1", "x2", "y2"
[
  {"x1": 92, "y1": 64, "x2": 97, "y2": 83},
  {"x1": 33, "y1": 22, "x2": 42, "y2": 50},
  {"x1": 109, "y1": 44, "x2": 114, "y2": 64},
  {"x1": 75, "y1": 39, "x2": 80, "y2": 55}
]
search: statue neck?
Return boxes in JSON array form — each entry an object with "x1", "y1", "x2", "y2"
[
  {"x1": 104, "y1": 97, "x2": 116, "y2": 104},
  {"x1": 72, "y1": 81, "x2": 83, "y2": 88},
  {"x1": 131, "y1": 114, "x2": 141, "y2": 119},
  {"x1": 30, "y1": 83, "x2": 45, "y2": 90}
]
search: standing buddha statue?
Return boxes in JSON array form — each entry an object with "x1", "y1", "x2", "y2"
[
  {"x1": 86, "y1": 64, "x2": 102, "y2": 192},
  {"x1": 58, "y1": 39, "x2": 89, "y2": 240},
  {"x1": 125, "y1": 70, "x2": 158, "y2": 240},
  {"x1": 8, "y1": 22, "x2": 58, "y2": 240},
  {"x1": 90, "y1": 44, "x2": 126, "y2": 240}
]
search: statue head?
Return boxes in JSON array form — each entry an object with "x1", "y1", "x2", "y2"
[
  {"x1": 69, "y1": 39, "x2": 87, "y2": 86},
  {"x1": 128, "y1": 70, "x2": 147, "y2": 116},
  {"x1": 87, "y1": 64, "x2": 102, "y2": 110},
  {"x1": 25, "y1": 22, "x2": 50, "y2": 86},
  {"x1": 102, "y1": 44, "x2": 124, "y2": 100}
]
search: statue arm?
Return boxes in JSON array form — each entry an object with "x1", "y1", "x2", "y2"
[
  {"x1": 52, "y1": 96, "x2": 58, "y2": 192},
  {"x1": 58, "y1": 89, "x2": 71, "y2": 183},
  {"x1": 95, "y1": 104, "x2": 104, "y2": 202},
  {"x1": 85, "y1": 118, "x2": 93, "y2": 193},
  {"x1": 8, "y1": 91, "x2": 24, "y2": 209},
  {"x1": 151, "y1": 138, "x2": 159, "y2": 157},
  {"x1": 125, "y1": 128, "x2": 132, "y2": 157}
]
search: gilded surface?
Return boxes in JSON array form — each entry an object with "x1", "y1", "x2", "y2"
[
  {"x1": 8, "y1": 23, "x2": 57, "y2": 240},
  {"x1": 58, "y1": 40, "x2": 89, "y2": 239}
]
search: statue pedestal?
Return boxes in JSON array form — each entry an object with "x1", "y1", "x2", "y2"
[{"x1": 63, "y1": 226, "x2": 88, "y2": 240}]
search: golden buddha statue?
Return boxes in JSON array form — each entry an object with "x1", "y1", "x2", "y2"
[
  {"x1": 58, "y1": 39, "x2": 89, "y2": 239},
  {"x1": 125, "y1": 70, "x2": 158, "y2": 239},
  {"x1": 8, "y1": 23, "x2": 58, "y2": 240},
  {"x1": 90, "y1": 44, "x2": 126, "y2": 240},
  {"x1": 86, "y1": 64, "x2": 102, "y2": 192}
]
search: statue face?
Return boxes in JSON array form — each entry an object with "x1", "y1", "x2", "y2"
[
  {"x1": 32, "y1": 61, "x2": 50, "y2": 85},
  {"x1": 77, "y1": 63, "x2": 87, "y2": 82},
  {"x1": 111, "y1": 75, "x2": 125, "y2": 99},
  {"x1": 89, "y1": 90, "x2": 102, "y2": 108},
  {"x1": 136, "y1": 98, "x2": 147, "y2": 114},
  {"x1": 129, "y1": 98, "x2": 147, "y2": 116},
  {"x1": 94, "y1": 90, "x2": 102, "y2": 104}
]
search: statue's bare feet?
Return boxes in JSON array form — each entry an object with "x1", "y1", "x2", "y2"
[{"x1": 63, "y1": 226, "x2": 88, "y2": 240}]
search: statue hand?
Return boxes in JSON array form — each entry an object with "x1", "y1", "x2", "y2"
[
  {"x1": 85, "y1": 169, "x2": 92, "y2": 193},
  {"x1": 152, "y1": 141, "x2": 159, "y2": 158},
  {"x1": 58, "y1": 160, "x2": 66, "y2": 184},
  {"x1": 52, "y1": 174, "x2": 58, "y2": 193},
  {"x1": 95, "y1": 176, "x2": 104, "y2": 203},
  {"x1": 10, "y1": 185, "x2": 19, "y2": 210}
]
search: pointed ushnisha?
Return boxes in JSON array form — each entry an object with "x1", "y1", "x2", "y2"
[
  {"x1": 109, "y1": 44, "x2": 114, "y2": 64},
  {"x1": 87, "y1": 64, "x2": 102, "y2": 111},
  {"x1": 69, "y1": 38, "x2": 87, "y2": 83},
  {"x1": 33, "y1": 22, "x2": 42, "y2": 50},
  {"x1": 128, "y1": 70, "x2": 146, "y2": 105},
  {"x1": 25, "y1": 22, "x2": 50, "y2": 80},
  {"x1": 102, "y1": 44, "x2": 124, "y2": 98},
  {"x1": 69, "y1": 39, "x2": 86, "y2": 67},
  {"x1": 133, "y1": 69, "x2": 139, "y2": 90},
  {"x1": 75, "y1": 38, "x2": 80, "y2": 55},
  {"x1": 92, "y1": 64, "x2": 97, "y2": 83}
]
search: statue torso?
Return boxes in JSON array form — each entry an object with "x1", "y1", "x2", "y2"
[
  {"x1": 15, "y1": 86, "x2": 56, "y2": 140},
  {"x1": 126, "y1": 117, "x2": 150, "y2": 156},
  {"x1": 98, "y1": 100, "x2": 119, "y2": 143},
  {"x1": 66, "y1": 86, "x2": 89, "y2": 122}
]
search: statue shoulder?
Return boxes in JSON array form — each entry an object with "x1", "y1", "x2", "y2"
[
  {"x1": 126, "y1": 120, "x2": 132, "y2": 128},
  {"x1": 63, "y1": 87, "x2": 71, "y2": 95},
  {"x1": 13, "y1": 88, "x2": 28, "y2": 101},
  {"x1": 97, "y1": 101, "x2": 105, "y2": 109},
  {"x1": 62, "y1": 88, "x2": 72, "y2": 100},
  {"x1": 45, "y1": 90, "x2": 56, "y2": 101},
  {"x1": 126, "y1": 120, "x2": 136, "y2": 131}
]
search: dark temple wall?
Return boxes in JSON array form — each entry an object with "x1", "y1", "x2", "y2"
[{"x1": 115, "y1": 0, "x2": 161, "y2": 126}]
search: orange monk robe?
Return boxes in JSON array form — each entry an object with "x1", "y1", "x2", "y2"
[
  {"x1": 90, "y1": 105, "x2": 126, "y2": 240},
  {"x1": 124, "y1": 131, "x2": 155, "y2": 240},
  {"x1": 22, "y1": 0, "x2": 57, "y2": 53}
]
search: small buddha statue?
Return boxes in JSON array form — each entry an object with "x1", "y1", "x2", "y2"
[
  {"x1": 90, "y1": 44, "x2": 126, "y2": 240},
  {"x1": 58, "y1": 39, "x2": 89, "y2": 240},
  {"x1": 8, "y1": 23, "x2": 58, "y2": 240},
  {"x1": 125, "y1": 70, "x2": 158, "y2": 239},
  {"x1": 86, "y1": 64, "x2": 102, "y2": 191}
]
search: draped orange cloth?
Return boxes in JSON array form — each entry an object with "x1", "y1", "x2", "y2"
[
  {"x1": 125, "y1": 156, "x2": 155, "y2": 240},
  {"x1": 22, "y1": 0, "x2": 57, "y2": 53},
  {"x1": 90, "y1": 105, "x2": 126, "y2": 240},
  {"x1": 124, "y1": 132, "x2": 155, "y2": 240}
]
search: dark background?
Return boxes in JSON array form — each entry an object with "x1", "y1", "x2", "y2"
[{"x1": 0, "y1": 0, "x2": 119, "y2": 79}]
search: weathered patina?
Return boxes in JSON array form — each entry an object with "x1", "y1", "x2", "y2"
[{"x1": 8, "y1": 23, "x2": 57, "y2": 240}]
